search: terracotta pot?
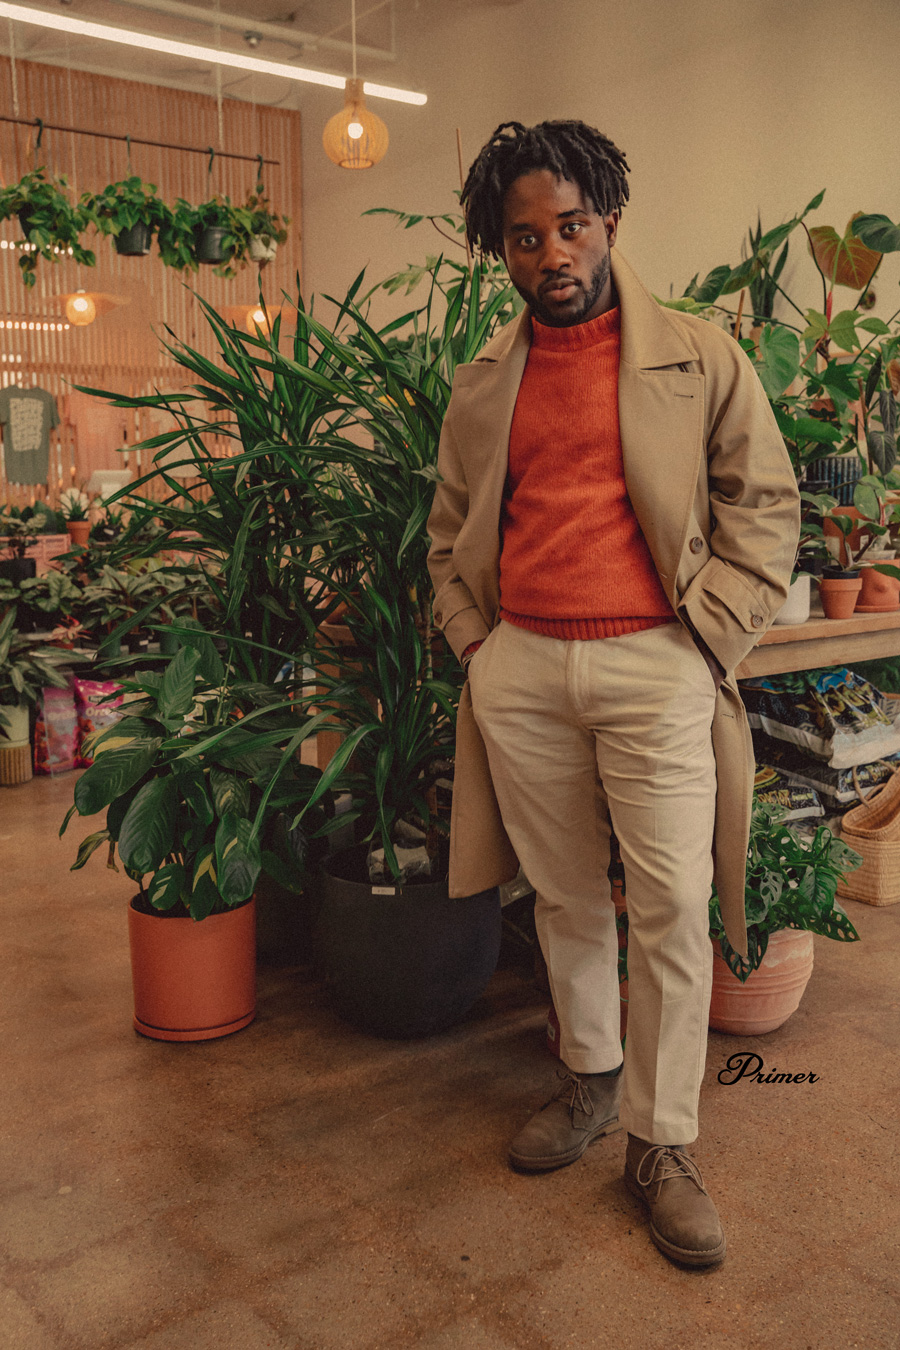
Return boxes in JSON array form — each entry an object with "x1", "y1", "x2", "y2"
[
  {"x1": 128, "y1": 896, "x2": 256, "y2": 1041},
  {"x1": 818, "y1": 574, "x2": 862, "y2": 619},
  {"x1": 66, "y1": 520, "x2": 91, "y2": 547},
  {"x1": 708, "y1": 929, "x2": 814, "y2": 1036},
  {"x1": 855, "y1": 561, "x2": 900, "y2": 613},
  {"x1": 773, "y1": 574, "x2": 811, "y2": 626}
]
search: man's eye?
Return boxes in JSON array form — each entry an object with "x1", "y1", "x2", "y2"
[
  {"x1": 518, "y1": 234, "x2": 537, "y2": 248},
  {"x1": 563, "y1": 222, "x2": 583, "y2": 236}
]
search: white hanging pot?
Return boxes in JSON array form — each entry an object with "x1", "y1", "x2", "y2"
[
  {"x1": 773, "y1": 573, "x2": 811, "y2": 625},
  {"x1": 248, "y1": 236, "x2": 277, "y2": 263}
]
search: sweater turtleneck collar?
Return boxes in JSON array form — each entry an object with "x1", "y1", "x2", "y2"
[{"x1": 530, "y1": 304, "x2": 621, "y2": 352}]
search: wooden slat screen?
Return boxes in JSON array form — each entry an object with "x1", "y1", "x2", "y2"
[{"x1": 0, "y1": 55, "x2": 302, "y2": 509}]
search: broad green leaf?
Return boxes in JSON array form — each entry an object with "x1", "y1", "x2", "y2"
[
  {"x1": 215, "y1": 813, "x2": 261, "y2": 905},
  {"x1": 858, "y1": 317, "x2": 890, "y2": 336},
  {"x1": 685, "y1": 265, "x2": 731, "y2": 305},
  {"x1": 148, "y1": 861, "x2": 186, "y2": 910},
  {"x1": 808, "y1": 216, "x2": 881, "y2": 289},
  {"x1": 755, "y1": 326, "x2": 801, "y2": 399},
  {"x1": 70, "y1": 830, "x2": 111, "y2": 872},
  {"x1": 73, "y1": 739, "x2": 162, "y2": 816},
  {"x1": 189, "y1": 866, "x2": 219, "y2": 921},
  {"x1": 158, "y1": 645, "x2": 200, "y2": 720},
  {"x1": 828, "y1": 309, "x2": 859, "y2": 353},
  {"x1": 801, "y1": 309, "x2": 828, "y2": 345},
  {"x1": 791, "y1": 418, "x2": 843, "y2": 446},
  {"x1": 851, "y1": 213, "x2": 900, "y2": 254},
  {"x1": 117, "y1": 776, "x2": 176, "y2": 874},
  {"x1": 208, "y1": 768, "x2": 250, "y2": 818},
  {"x1": 59, "y1": 802, "x2": 77, "y2": 838},
  {"x1": 180, "y1": 770, "x2": 214, "y2": 824}
]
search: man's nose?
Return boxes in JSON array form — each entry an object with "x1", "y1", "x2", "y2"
[{"x1": 540, "y1": 240, "x2": 573, "y2": 272}]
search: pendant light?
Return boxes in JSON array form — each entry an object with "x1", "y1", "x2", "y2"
[
  {"x1": 323, "y1": 0, "x2": 388, "y2": 169},
  {"x1": 65, "y1": 289, "x2": 96, "y2": 326}
]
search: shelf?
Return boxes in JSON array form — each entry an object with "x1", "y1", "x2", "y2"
[{"x1": 737, "y1": 603, "x2": 900, "y2": 678}]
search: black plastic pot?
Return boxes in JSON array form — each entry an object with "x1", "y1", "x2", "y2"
[
  {"x1": 17, "y1": 209, "x2": 33, "y2": 237},
  {"x1": 0, "y1": 556, "x2": 36, "y2": 583},
  {"x1": 315, "y1": 844, "x2": 501, "y2": 1038},
  {"x1": 115, "y1": 222, "x2": 152, "y2": 256},
  {"x1": 195, "y1": 226, "x2": 233, "y2": 265}
]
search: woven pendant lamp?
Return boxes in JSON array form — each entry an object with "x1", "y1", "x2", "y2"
[{"x1": 322, "y1": 2, "x2": 388, "y2": 169}]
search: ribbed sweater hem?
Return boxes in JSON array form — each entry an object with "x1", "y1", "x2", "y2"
[{"x1": 499, "y1": 609, "x2": 678, "y2": 640}]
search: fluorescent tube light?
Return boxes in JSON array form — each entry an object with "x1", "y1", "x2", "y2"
[{"x1": 0, "y1": 2, "x2": 427, "y2": 105}]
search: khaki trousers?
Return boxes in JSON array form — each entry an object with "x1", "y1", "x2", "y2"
[{"x1": 468, "y1": 620, "x2": 718, "y2": 1144}]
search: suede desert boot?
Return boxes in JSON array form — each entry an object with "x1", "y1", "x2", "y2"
[
  {"x1": 508, "y1": 1066, "x2": 622, "y2": 1172},
  {"x1": 624, "y1": 1133, "x2": 726, "y2": 1267}
]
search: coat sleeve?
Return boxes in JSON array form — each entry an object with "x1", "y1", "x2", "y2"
[
  {"x1": 678, "y1": 330, "x2": 801, "y2": 674},
  {"x1": 426, "y1": 404, "x2": 493, "y2": 662}
]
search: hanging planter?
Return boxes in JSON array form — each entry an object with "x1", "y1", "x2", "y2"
[
  {"x1": 0, "y1": 168, "x2": 96, "y2": 287},
  {"x1": 196, "y1": 225, "x2": 233, "y2": 265},
  {"x1": 115, "y1": 221, "x2": 153, "y2": 256},
  {"x1": 248, "y1": 236, "x2": 278, "y2": 263}
]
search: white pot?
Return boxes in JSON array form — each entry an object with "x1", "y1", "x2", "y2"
[
  {"x1": 248, "y1": 237, "x2": 277, "y2": 262},
  {"x1": 773, "y1": 573, "x2": 811, "y2": 626},
  {"x1": 0, "y1": 702, "x2": 29, "y2": 747}
]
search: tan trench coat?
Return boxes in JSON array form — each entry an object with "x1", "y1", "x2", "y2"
[{"x1": 426, "y1": 250, "x2": 800, "y2": 956}]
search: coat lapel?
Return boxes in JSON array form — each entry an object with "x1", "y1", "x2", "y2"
[{"x1": 612, "y1": 251, "x2": 706, "y2": 603}]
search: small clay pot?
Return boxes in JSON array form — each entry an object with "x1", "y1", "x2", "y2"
[
  {"x1": 818, "y1": 572, "x2": 862, "y2": 619},
  {"x1": 856, "y1": 562, "x2": 900, "y2": 613},
  {"x1": 66, "y1": 520, "x2": 91, "y2": 548}
]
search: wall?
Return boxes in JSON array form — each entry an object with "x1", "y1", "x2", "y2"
[
  {"x1": 299, "y1": 0, "x2": 900, "y2": 329},
  {"x1": 0, "y1": 58, "x2": 302, "y2": 506}
]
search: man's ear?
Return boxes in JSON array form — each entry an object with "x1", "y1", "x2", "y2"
[{"x1": 605, "y1": 211, "x2": 620, "y2": 249}]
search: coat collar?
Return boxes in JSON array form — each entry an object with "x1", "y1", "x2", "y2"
[{"x1": 469, "y1": 249, "x2": 700, "y2": 373}]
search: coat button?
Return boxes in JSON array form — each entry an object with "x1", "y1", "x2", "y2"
[
  {"x1": 434, "y1": 611, "x2": 442, "y2": 624},
  {"x1": 751, "y1": 614, "x2": 763, "y2": 628},
  {"x1": 689, "y1": 536, "x2": 704, "y2": 554}
]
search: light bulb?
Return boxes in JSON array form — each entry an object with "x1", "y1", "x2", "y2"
[
  {"x1": 65, "y1": 291, "x2": 96, "y2": 326},
  {"x1": 347, "y1": 121, "x2": 364, "y2": 139}
]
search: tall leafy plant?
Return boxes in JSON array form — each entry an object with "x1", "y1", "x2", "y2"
[{"x1": 74, "y1": 222, "x2": 520, "y2": 877}]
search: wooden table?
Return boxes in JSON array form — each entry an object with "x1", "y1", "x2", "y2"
[{"x1": 736, "y1": 602, "x2": 900, "y2": 679}]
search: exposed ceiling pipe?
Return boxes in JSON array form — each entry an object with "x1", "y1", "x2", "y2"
[{"x1": 110, "y1": 0, "x2": 397, "y2": 64}]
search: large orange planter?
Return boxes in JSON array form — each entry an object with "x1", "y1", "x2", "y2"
[
  {"x1": 708, "y1": 928, "x2": 814, "y2": 1036},
  {"x1": 128, "y1": 897, "x2": 256, "y2": 1041}
]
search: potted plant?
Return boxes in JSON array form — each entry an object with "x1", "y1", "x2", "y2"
[
  {"x1": 70, "y1": 210, "x2": 521, "y2": 1035},
  {"x1": 58, "y1": 487, "x2": 93, "y2": 548},
  {"x1": 83, "y1": 176, "x2": 170, "y2": 256},
  {"x1": 0, "y1": 513, "x2": 38, "y2": 584},
  {"x1": 0, "y1": 168, "x2": 96, "y2": 286},
  {"x1": 0, "y1": 606, "x2": 73, "y2": 785},
  {"x1": 822, "y1": 474, "x2": 900, "y2": 614},
  {"x1": 191, "y1": 196, "x2": 241, "y2": 273},
  {"x1": 61, "y1": 640, "x2": 321, "y2": 1039},
  {"x1": 232, "y1": 187, "x2": 290, "y2": 265},
  {"x1": 155, "y1": 197, "x2": 198, "y2": 274},
  {"x1": 707, "y1": 799, "x2": 862, "y2": 1035}
]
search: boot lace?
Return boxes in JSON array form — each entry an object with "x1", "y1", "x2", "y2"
[
  {"x1": 547, "y1": 1069, "x2": 595, "y2": 1122},
  {"x1": 635, "y1": 1145, "x2": 707, "y2": 1194}
]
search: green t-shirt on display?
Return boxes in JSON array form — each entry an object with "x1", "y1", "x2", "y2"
[{"x1": 0, "y1": 385, "x2": 60, "y2": 486}]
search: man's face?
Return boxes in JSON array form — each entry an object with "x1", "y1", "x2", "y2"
[{"x1": 500, "y1": 169, "x2": 618, "y2": 327}]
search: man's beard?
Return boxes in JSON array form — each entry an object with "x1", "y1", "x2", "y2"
[{"x1": 516, "y1": 254, "x2": 610, "y2": 327}]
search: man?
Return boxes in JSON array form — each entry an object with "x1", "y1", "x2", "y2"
[{"x1": 426, "y1": 120, "x2": 800, "y2": 1268}]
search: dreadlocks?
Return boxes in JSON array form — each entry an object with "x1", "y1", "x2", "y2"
[{"x1": 461, "y1": 120, "x2": 630, "y2": 260}]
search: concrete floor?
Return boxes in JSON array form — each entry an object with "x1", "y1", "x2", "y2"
[{"x1": 2, "y1": 772, "x2": 899, "y2": 1350}]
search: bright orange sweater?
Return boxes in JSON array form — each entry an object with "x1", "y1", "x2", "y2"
[{"x1": 499, "y1": 306, "x2": 676, "y2": 640}]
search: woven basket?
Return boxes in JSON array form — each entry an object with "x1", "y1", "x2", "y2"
[
  {"x1": 0, "y1": 741, "x2": 33, "y2": 786},
  {"x1": 836, "y1": 767, "x2": 900, "y2": 906}
]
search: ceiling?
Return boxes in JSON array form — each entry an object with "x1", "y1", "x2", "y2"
[{"x1": 0, "y1": 0, "x2": 413, "y2": 110}]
